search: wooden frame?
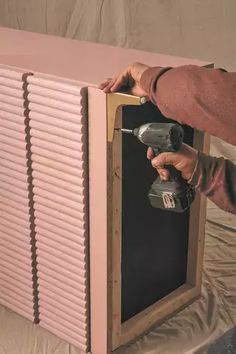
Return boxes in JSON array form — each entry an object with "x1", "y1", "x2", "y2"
[{"x1": 110, "y1": 98, "x2": 210, "y2": 351}]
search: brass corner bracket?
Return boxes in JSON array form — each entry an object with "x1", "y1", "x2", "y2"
[{"x1": 107, "y1": 92, "x2": 146, "y2": 142}]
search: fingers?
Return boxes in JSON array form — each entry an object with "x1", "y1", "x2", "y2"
[
  {"x1": 98, "y1": 79, "x2": 113, "y2": 92},
  {"x1": 99, "y1": 63, "x2": 149, "y2": 96},
  {"x1": 147, "y1": 149, "x2": 170, "y2": 180},
  {"x1": 150, "y1": 152, "x2": 172, "y2": 181},
  {"x1": 98, "y1": 79, "x2": 111, "y2": 90},
  {"x1": 147, "y1": 147, "x2": 154, "y2": 160},
  {"x1": 110, "y1": 72, "x2": 129, "y2": 92},
  {"x1": 151, "y1": 152, "x2": 176, "y2": 169},
  {"x1": 150, "y1": 152, "x2": 177, "y2": 181},
  {"x1": 101, "y1": 78, "x2": 117, "y2": 93},
  {"x1": 99, "y1": 72, "x2": 129, "y2": 93},
  {"x1": 156, "y1": 168, "x2": 170, "y2": 181},
  {"x1": 149, "y1": 145, "x2": 198, "y2": 181}
]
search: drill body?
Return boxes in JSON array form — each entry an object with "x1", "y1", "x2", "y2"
[{"x1": 121, "y1": 123, "x2": 195, "y2": 212}]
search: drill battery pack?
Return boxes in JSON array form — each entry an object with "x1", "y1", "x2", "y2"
[{"x1": 148, "y1": 177, "x2": 196, "y2": 213}]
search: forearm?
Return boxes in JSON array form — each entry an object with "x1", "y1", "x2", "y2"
[
  {"x1": 140, "y1": 65, "x2": 236, "y2": 145},
  {"x1": 190, "y1": 153, "x2": 236, "y2": 214}
]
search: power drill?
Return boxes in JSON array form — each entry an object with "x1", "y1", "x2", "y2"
[{"x1": 119, "y1": 123, "x2": 195, "y2": 213}]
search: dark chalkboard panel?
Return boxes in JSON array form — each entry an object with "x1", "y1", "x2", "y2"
[{"x1": 121, "y1": 103, "x2": 194, "y2": 322}]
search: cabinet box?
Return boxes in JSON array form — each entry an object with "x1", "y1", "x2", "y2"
[{"x1": 0, "y1": 28, "x2": 211, "y2": 353}]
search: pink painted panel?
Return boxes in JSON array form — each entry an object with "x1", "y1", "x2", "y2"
[
  {"x1": 0, "y1": 85, "x2": 24, "y2": 98},
  {"x1": 39, "y1": 278, "x2": 86, "y2": 303},
  {"x1": 0, "y1": 118, "x2": 26, "y2": 132},
  {"x1": 28, "y1": 93, "x2": 82, "y2": 114},
  {"x1": 31, "y1": 137, "x2": 83, "y2": 157},
  {"x1": 37, "y1": 264, "x2": 86, "y2": 293},
  {"x1": 0, "y1": 92, "x2": 24, "y2": 107},
  {"x1": 0, "y1": 282, "x2": 33, "y2": 303},
  {"x1": 1, "y1": 126, "x2": 25, "y2": 141},
  {"x1": 30, "y1": 129, "x2": 83, "y2": 150},
  {"x1": 35, "y1": 227, "x2": 86, "y2": 255},
  {"x1": 29, "y1": 102, "x2": 81, "y2": 123},
  {"x1": 0, "y1": 236, "x2": 31, "y2": 257},
  {"x1": 41, "y1": 321, "x2": 87, "y2": 351},
  {"x1": 35, "y1": 219, "x2": 86, "y2": 244},
  {"x1": 29, "y1": 112, "x2": 83, "y2": 131},
  {"x1": 28, "y1": 74, "x2": 89, "y2": 351},
  {"x1": 27, "y1": 76, "x2": 83, "y2": 96},
  {"x1": 39, "y1": 303, "x2": 87, "y2": 329},
  {"x1": 0, "y1": 66, "x2": 26, "y2": 81},
  {"x1": 88, "y1": 87, "x2": 109, "y2": 354},
  {"x1": 35, "y1": 204, "x2": 84, "y2": 227},
  {"x1": 32, "y1": 154, "x2": 84, "y2": 173},
  {"x1": 0, "y1": 223, "x2": 29, "y2": 240},
  {"x1": 0, "y1": 258, "x2": 33, "y2": 281},
  {"x1": 0, "y1": 166, "x2": 28, "y2": 182},
  {"x1": 34, "y1": 196, "x2": 85, "y2": 218},
  {"x1": 28, "y1": 85, "x2": 82, "y2": 104},
  {"x1": 0, "y1": 217, "x2": 30, "y2": 237},
  {"x1": 0, "y1": 188, "x2": 29, "y2": 206},
  {"x1": 1, "y1": 143, "x2": 27, "y2": 157},
  {"x1": 0, "y1": 101, "x2": 25, "y2": 115},
  {"x1": 37, "y1": 240, "x2": 85, "y2": 263},
  {"x1": 0, "y1": 76, "x2": 24, "y2": 89},
  {"x1": 0, "y1": 246, "x2": 32, "y2": 266},
  {"x1": 33, "y1": 183, "x2": 85, "y2": 204},
  {"x1": 0, "y1": 174, "x2": 28, "y2": 190},
  {"x1": 30, "y1": 120, "x2": 84, "y2": 141},
  {"x1": 0, "y1": 134, "x2": 27, "y2": 149},
  {"x1": 40, "y1": 308, "x2": 87, "y2": 337},
  {"x1": 34, "y1": 211, "x2": 85, "y2": 235},
  {"x1": 1, "y1": 210, "x2": 30, "y2": 229},
  {"x1": 0, "y1": 28, "x2": 211, "y2": 87},
  {"x1": 0, "y1": 230, "x2": 31, "y2": 249},
  {"x1": 0, "y1": 65, "x2": 36, "y2": 321},
  {"x1": 1, "y1": 272, "x2": 33, "y2": 292},
  {"x1": 0, "y1": 110, "x2": 25, "y2": 123}
]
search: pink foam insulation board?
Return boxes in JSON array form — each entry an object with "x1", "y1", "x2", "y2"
[
  {"x1": 27, "y1": 74, "x2": 89, "y2": 351},
  {"x1": 0, "y1": 27, "x2": 208, "y2": 86},
  {"x1": 0, "y1": 65, "x2": 37, "y2": 321}
]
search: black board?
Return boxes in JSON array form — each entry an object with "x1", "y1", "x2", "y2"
[{"x1": 121, "y1": 102, "x2": 194, "y2": 322}]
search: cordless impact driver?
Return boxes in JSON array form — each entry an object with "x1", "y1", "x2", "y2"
[{"x1": 119, "y1": 123, "x2": 195, "y2": 213}]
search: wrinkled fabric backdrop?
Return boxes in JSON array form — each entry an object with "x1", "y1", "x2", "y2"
[{"x1": 0, "y1": 1, "x2": 235, "y2": 354}]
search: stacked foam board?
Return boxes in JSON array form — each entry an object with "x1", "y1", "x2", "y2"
[
  {"x1": 27, "y1": 74, "x2": 89, "y2": 351},
  {"x1": 0, "y1": 67, "x2": 89, "y2": 351},
  {"x1": 0, "y1": 66, "x2": 37, "y2": 321}
]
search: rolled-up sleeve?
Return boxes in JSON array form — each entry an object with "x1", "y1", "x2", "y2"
[
  {"x1": 190, "y1": 153, "x2": 236, "y2": 214},
  {"x1": 140, "y1": 65, "x2": 236, "y2": 146},
  {"x1": 140, "y1": 65, "x2": 236, "y2": 213}
]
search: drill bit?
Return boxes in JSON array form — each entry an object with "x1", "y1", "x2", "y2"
[{"x1": 116, "y1": 128, "x2": 133, "y2": 134}]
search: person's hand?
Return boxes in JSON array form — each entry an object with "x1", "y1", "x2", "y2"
[
  {"x1": 99, "y1": 62, "x2": 150, "y2": 97},
  {"x1": 147, "y1": 143, "x2": 198, "y2": 182}
]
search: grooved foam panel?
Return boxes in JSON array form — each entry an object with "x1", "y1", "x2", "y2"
[
  {"x1": 27, "y1": 74, "x2": 89, "y2": 351},
  {"x1": 0, "y1": 65, "x2": 36, "y2": 321}
]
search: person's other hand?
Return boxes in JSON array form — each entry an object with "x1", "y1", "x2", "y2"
[
  {"x1": 99, "y1": 62, "x2": 150, "y2": 96},
  {"x1": 147, "y1": 143, "x2": 198, "y2": 181}
]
